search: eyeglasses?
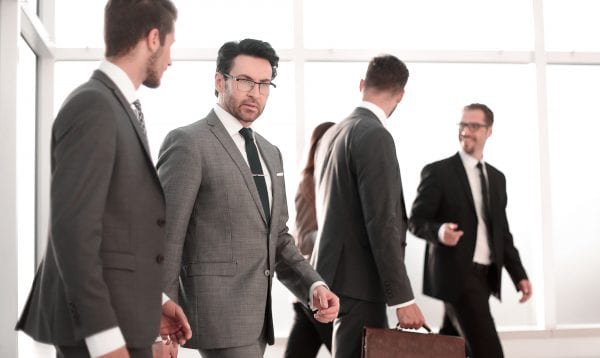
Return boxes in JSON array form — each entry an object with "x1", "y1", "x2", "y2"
[
  {"x1": 222, "y1": 73, "x2": 276, "y2": 95},
  {"x1": 458, "y1": 122, "x2": 490, "y2": 131}
]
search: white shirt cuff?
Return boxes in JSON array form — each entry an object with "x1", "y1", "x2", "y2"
[
  {"x1": 162, "y1": 292, "x2": 171, "y2": 305},
  {"x1": 438, "y1": 225, "x2": 445, "y2": 242},
  {"x1": 388, "y1": 299, "x2": 416, "y2": 310},
  {"x1": 85, "y1": 327, "x2": 126, "y2": 358},
  {"x1": 308, "y1": 281, "x2": 328, "y2": 309}
]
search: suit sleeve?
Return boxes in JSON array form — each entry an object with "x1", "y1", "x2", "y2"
[
  {"x1": 408, "y1": 164, "x2": 444, "y2": 243},
  {"x1": 49, "y1": 90, "x2": 119, "y2": 339},
  {"x1": 273, "y1": 149, "x2": 323, "y2": 304},
  {"x1": 352, "y1": 126, "x2": 414, "y2": 305},
  {"x1": 157, "y1": 129, "x2": 203, "y2": 301},
  {"x1": 497, "y1": 173, "x2": 528, "y2": 289}
]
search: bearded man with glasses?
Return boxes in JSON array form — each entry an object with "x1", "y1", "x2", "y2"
[{"x1": 156, "y1": 38, "x2": 339, "y2": 358}]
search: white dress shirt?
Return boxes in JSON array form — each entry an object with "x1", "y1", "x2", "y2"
[
  {"x1": 457, "y1": 149, "x2": 492, "y2": 265},
  {"x1": 358, "y1": 101, "x2": 415, "y2": 310}
]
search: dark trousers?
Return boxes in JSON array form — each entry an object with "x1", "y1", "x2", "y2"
[
  {"x1": 443, "y1": 263, "x2": 504, "y2": 358},
  {"x1": 332, "y1": 296, "x2": 387, "y2": 358},
  {"x1": 56, "y1": 345, "x2": 152, "y2": 358},
  {"x1": 284, "y1": 302, "x2": 333, "y2": 358}
]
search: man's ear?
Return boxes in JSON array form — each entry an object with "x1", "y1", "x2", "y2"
[
  {"x1": 395, "y1": 88, "x2": 405, "y2": 103},
  {"x1": 215, "y1": 72, "x2": 225, "y2": 95},
  {"x1": 146, "y1": 28, "x2": 160, "y2": 52}
]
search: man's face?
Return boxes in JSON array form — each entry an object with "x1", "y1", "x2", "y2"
[
  {"x1": 458, "y1": 109, "x2": 492, "y2": 156},
  {"x1": 143, "y1": 31, "x2": 175, "y2": 88},
  {"x1": 216, "y1": 54, "x2": 273, "y2": 126}
]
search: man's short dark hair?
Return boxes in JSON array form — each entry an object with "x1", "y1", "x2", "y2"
[
  {"x1": 363, "y1": 55, "x2": 409, "y2": 93},
  {"x1": 104, "y1": 0, "x2": 177, "y2": 58},
  {"x1": 217, "y1": 38, "x2": 279, "y2": 78},
  {"x1": 464, "y1": 103, "x2": 494, "y2": 126}
]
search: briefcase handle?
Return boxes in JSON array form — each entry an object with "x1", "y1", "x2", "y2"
[{"x1": 395, "y1": 322, "x2": 432, "y2": 333}]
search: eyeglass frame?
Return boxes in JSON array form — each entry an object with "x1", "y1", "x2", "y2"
[
  {"x1": 222, "y1": 73, "x2": 276, "y2": 95},
  {"x1": 457, "y1": 122, "x2": 491, "y2": 131}
]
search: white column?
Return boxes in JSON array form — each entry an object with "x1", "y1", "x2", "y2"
[
  {"x1": 532, "y1": 0, "x2": 556, "y2": 329},
  {"x1": 0, "y1": 0, "x2": 21, "y2": 356}
]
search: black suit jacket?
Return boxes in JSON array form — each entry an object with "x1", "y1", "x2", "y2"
[
  {"x1": 312, "y1": 107, "x2": 414, "y2": 305},
  {"x1": 409, "y1": 153, "x2": 528, "y2": 303},
  {"x1": 16, "y1": 70, "x2": 166, "y2": 348}
]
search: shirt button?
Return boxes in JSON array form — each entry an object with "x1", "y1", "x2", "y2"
[
  {"x1": 157, "y1": 219, "x2": 166, "y2": 227},
  {"x1": 156, "y1": 254, "x2": 164, "y2": 264},
  {"x1": 264, "y1": 269, "x2": 270, "y2": 277}
]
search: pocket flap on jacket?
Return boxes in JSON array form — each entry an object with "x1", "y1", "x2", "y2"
[
  {"x1": 100, "y1": 252, "x2": 136, "y2": 271},
  {"x1": 183, "y1": 262, "x2": 237, "y2": 277}
]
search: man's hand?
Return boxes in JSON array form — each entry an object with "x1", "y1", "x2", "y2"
[
  {"x1": 440, "y1": 223, "x2": 463, "y2": 246},
  {"x1": 396, "y1": 303, "x2": 426, "y2": 330},
  {"x1": 312, "y1": 286, "x2": 340, "y2": 323},
  {"x1": 152, "y1": 340, "x2": 178, "y2": 358},
  {"x1": 99, "y1": 347, "x2": 129, "y2": 358},
  {"x1": 160, "y1": 300, "x2": 192, "y2": 345},
  {"x1": 518, "y1": 279, "x2": 532, "y2": 303}
]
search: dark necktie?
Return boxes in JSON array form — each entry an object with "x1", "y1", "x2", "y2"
[
  {"x1": 132, "y1": 100, "x2": 147, "y2": 138},
  {"x1": 476, "y1": 161, "x2": 492, "y2": 232},
  {"x1": 239, "y1": 127, "x2": 271, "y2": 222}
]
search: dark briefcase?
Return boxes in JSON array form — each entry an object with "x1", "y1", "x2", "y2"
[{"x1": 362, "y1": 326, "x2": 466, "y2": 358}]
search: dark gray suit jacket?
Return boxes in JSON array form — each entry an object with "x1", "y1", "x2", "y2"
[
  {"x1": 156, "y1": 110, "x2": 322, "y2": 349},
  {"x1": 409, "y1": 153, "x2": 528, "y2": 303},
  {"x1": 312, "y1": 107, "x2": 414, "y2": 305},
  {"x1": 16, "y1": 70, "x2": 166, "y2": 348}
]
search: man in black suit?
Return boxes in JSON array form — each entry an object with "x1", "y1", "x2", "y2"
[
  {"x1": 312, "y1": 55, "x2": 426, "y2": 358},
  {"x1": 409, "y1": 103, "x2": 533, "y2": 358},
  {"x1": 16, "y1": 1, "x2": 191, "y2": 357}
]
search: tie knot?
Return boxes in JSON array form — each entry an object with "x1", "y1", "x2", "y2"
[
  {"x1": 132, "y1": 99, "x2": 142, "y2": 112},
  {"x1": 239, "y1": 127, "x2": 254, "y2": 142},
  {"x1": 476, "y1": 161, "x2": 484, "y2": 171}
]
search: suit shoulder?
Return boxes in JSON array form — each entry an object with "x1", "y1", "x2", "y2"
[
  {"x1": 485, "y1": 162, "x2": 506, "y2": 181},
  {"x1": 422, "y1": 155, "x2": 456, "y2": 172}
]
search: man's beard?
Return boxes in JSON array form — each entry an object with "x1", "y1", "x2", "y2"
[{"x1": 143, "y1": 50, "x2": 162, "y2": 89}]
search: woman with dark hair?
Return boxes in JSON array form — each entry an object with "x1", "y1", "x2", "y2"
[{"x1": 285, "y1": 121, "x2": 335, "y2": 358}]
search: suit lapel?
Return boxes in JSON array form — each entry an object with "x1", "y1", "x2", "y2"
[
  {"x1": 255, "y1": 135, "x2": 279, "y2": 232},
  {"x1": 451, "y1": 153, "x2": 477, "y2": 215},
  {"x1": 207, "y1": 112, "x2": 268, "y2": 226},
  {"x1": 92, "y1": 71, "x2": 153, "y2": 160}
]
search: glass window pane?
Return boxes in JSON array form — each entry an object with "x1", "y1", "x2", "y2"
[
  {"x1": 304, "y1": 0, "x2": 533, "y2": 50},
  {"x1": 306, "y1": 62, "x2": 540, "y2": 328},
  {"x1": 547, "y1": 65, "x2": 600, "y2": 325},
  {"x1": 544, "y1": 0, "x2": 600, "y2": 51},
  {"x1": 54, "y1": 0, "x2": 105, "y2": 48},
  {"x1": 175, "y1": 1, "x2": 293, "y2": 49},
  {"x1": 17, "y1": 37, "x2": 37, "y2": 316},
  {"x1": 54, "y1": 0, "x2": 293, "y2": 49}
]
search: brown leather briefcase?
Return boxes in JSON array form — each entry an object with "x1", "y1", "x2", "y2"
[{"x1": 362, "y1": 326, "x2": 466, "y2": 357}]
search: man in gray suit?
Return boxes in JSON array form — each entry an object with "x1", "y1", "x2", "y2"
[
  {"x1": 16, "y1": 1, "x2": 191, "y2": 357},
  {"x1": 157, "y1": 38, "x2": 339, "y2": 358},
  {"x1": 312, "y1": 55, "x2": 426, "y2": 358}
]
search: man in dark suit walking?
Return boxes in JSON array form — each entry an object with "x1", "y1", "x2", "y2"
[
  {"x1": 409, "y1": 103, "x2": 533, "y2": 358},
  {"x1": 312, "y1": 55, "x2": 426, "y2": 358},
  {"x1": 16, "y1": 1, "x2": 191, "y2": 357}
]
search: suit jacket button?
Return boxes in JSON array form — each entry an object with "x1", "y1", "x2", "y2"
[
  {"x1": 264, "y1": 269, "x2": 270, "y2": 277},
  {"x1": 156, "y1": 254, "x2": 164, "y2": 264},
  {"x1": 157, "y1": 219, "x2": 166, "y2": 227}
]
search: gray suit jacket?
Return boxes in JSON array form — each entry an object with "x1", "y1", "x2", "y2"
[
  {"x1": 312, "y1": 107, "x2": 414, "y2": 305},
  {"x1": 16, "y1": 71, "x2": 166, "y2": 348},
  {"x1": 157, "y1": 110, "x2": 322, "y2": 349}
]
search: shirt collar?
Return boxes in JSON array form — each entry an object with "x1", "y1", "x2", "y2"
[
  {"x1": 98, "y1": 60, "x2": 137, "y2": 104},
  {"x1": 213, "y1": 104, "x2": 246, "y2": 137},
  {"x1": 358, "y1": 101, "x2": 388, "y2": 127},
  {"x1": 459, "y1": 148, "x2": 485, "y2": 169}
]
